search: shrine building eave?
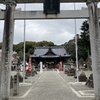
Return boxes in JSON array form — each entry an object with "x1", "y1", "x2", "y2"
[{"x1": 30, "y1": 46, "x2": 71, "y2": 59}]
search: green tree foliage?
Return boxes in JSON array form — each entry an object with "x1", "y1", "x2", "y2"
[
  {"x1": 37, "y1": 40, "x2": 55, "y2": 46},
  {"x1": 63, "y1": 20, "x2": 90, "y2": 62},
  {"x1": 78, "y1": 20, "x2": 90, "y2": 60},
  {"x1": 62, "y1": 39, "x2": 75, "y2": 61},
  {"x1": 13, "y1": 40, "x2": 55, "y2": 61},
  {"x1": 0, "y1": 42, "x2": 2, "y2": 49},
  {"x1": 65, "y1": 40, "x2": 75, "y2": 61}
]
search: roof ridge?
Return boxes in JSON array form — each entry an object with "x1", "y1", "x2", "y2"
[{"x1": 35, "y1": 46, "x2": 65, "y2": 49}]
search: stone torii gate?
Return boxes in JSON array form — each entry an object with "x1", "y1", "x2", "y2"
[{"x1": 0, "y1": 0, "x2": 100, "y2": 100}]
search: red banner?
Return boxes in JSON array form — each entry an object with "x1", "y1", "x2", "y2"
[
  {"x1": 28, "y1": 57, "x2": 32, "y2": 73},
  {"x1": 58, "y1": 61, "x2": 63, "y2": 71}
]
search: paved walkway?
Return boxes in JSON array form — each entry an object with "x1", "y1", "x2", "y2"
[{"x1": 10, "y1": 71, "x2": 94, "y2": 100}]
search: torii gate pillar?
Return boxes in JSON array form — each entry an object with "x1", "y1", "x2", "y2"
[
  {"x1": 87, "y1": 0, "x2": 100, "y2": 100},
  {"x1": 0, "y1": 0, "x2": 16, "y2": 100}
]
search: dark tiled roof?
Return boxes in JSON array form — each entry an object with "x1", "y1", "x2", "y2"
[{"x1": 31, "y1": 46, "x2": 70, "y2": 58}]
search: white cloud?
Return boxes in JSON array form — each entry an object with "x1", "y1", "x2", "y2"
[
  {"x1": 53, "y1": 30, "x2": 74, "y2": 45},
  {"x1": 0, "y1": 2, "x2": 99, "y2": 45}
]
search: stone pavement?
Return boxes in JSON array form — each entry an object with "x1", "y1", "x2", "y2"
[
  {"x1": 10, "y1": 71, "x2": 94, "y2": 100},
  {"x1": 59, "y1": 71, "x2": 94, "y2": 99}
]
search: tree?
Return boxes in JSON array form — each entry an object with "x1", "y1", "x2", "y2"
[
  {"x1": 13, "y1": 41, "x2": 55, "y2": 61},
  {"x1": 62, "y1": 20, "x2": 90, "y2": 61},
  {"x1": 37, "y1": 40, "x2": 55, "y2": 46},
  {"x1": 78, "y1": 20, "x2": 90, "y2": 60},
  {"x1": 63, "y1": 39, "x2": 75, "y2": 61},
  {"x1": 0, "y1": 42, "x2": 2, "y2": 49}
]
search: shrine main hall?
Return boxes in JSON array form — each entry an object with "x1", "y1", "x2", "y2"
[{"x1": 31, "y1": 46, "x2": 70, "y2": 69}]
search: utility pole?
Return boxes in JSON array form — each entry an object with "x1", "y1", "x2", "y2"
[
  {"x1": 74, "y1": 3, "x2": 79, "y2": 83},
  {"x1": 23, "y1": 3, "x2": 26, "y2": 83}
]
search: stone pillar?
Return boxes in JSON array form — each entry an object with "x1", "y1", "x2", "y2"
[
  {"x1": 40, "y1": 61, "x2": 43, "y2": 74},
  {"x1": 0, "y1": 0, "x2": 16, "y2": 100},
  {"x1": 87, "y1": 0, "x2": 100, "y2": 100},
  {"x1": 13, "y1": 74, "x2": 19, "y2": 96}
]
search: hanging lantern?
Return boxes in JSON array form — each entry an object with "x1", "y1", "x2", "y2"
[{"x1": 43, "y1": 0, "x2": 60, "y2": 14}]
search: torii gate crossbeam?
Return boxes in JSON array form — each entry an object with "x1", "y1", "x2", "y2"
[
  {"x1": 0, "y1": 0, "x2": 100, "y2": 3},
  {"x1": 0, "y1": 10, "x2": 90, "y2": 20}
]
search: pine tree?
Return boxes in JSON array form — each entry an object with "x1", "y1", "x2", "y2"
[{"x1": 78, "y1": 20, "x2": 90, "y2": 60}]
